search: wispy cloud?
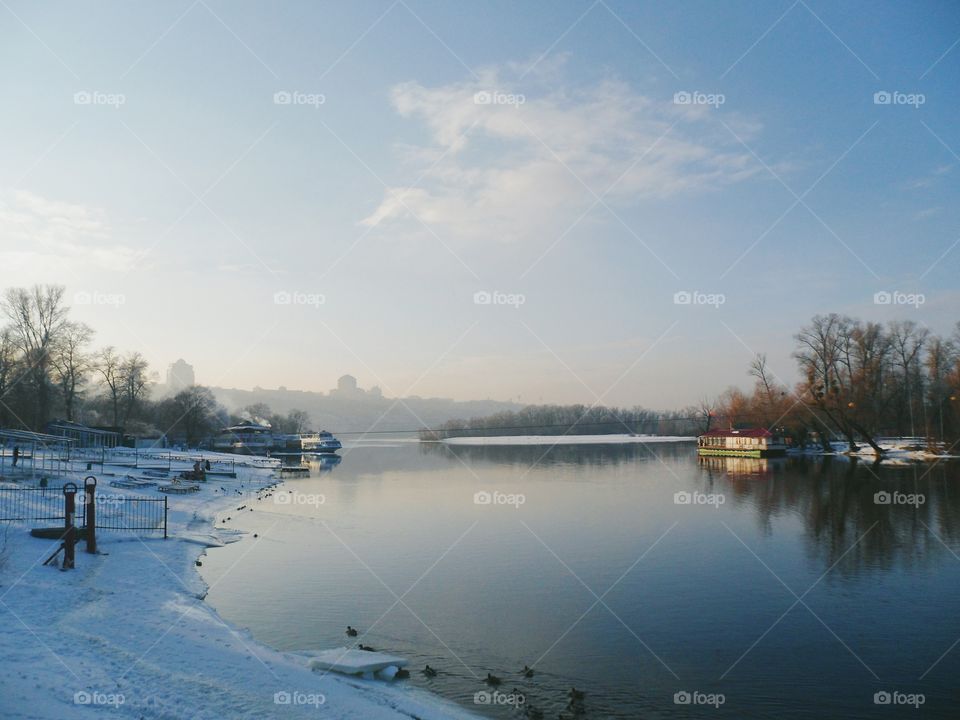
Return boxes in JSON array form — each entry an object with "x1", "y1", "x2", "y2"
[
  {"x1": 906, "y1": 164, "x2": 953, "y2": 190},
  {"x1": 0, "y1": 190, "x2": 136, "y2": 273},
  {"x1": 362, "y1": 61, "x2": 763, "y2": 244}
]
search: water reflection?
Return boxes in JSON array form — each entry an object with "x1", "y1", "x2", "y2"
[
  {"x1": 206, "y1": 441, "x2": 960, "y2": 719},
  {"x1": 421, "y1": 438, "x2": 696, "y2": 469},
  {"x1": 278, "y1": 454, "x2": 342, "y2": 472},
  {"x1": 698, "y1": 453, "x2": 960, "y2": 574},
  {"x1": 424, "y1": 441, "x2": 960, "y2": 576}
]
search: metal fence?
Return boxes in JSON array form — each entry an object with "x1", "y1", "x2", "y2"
[
  {"x1": 0, "y1": 486, "x2": 65, "y2": 523},
  {"x1": 0, "y1": 486, "x2": 167, "y2": 536}
]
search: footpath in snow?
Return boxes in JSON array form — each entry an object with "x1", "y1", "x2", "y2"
[{"x1": 0, "y1": 451, "x2": 476, "y2": 720}]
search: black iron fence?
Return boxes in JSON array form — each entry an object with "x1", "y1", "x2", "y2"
[{"x1": 0, "y1": 486, "x2": 167, "y2": 536}]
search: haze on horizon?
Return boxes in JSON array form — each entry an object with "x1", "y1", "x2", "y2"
[{"x1": 2, "y1": 1, "x2": 958, "y2": 410}]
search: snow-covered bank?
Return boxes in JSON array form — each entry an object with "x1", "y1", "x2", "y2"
[
  {"x1": 790, "y1": 438, "x2": 960, "y2": 463},
  {"x1": 0, "y1": 455, "x2": 476, "y2": 719},
  {"x1": 442, "y1": 434, "x2": 695, "y2": 446}
]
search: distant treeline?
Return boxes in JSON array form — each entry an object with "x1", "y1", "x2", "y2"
[
  {"x1": 422, "y1": 314, "x2": 960, "y2": 454},
  {"x1": 419, "y1": 406, "x2": 702, "y2": 440}
]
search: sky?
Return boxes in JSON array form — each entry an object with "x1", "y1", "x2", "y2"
[{"x1": 1, "y1": 0, "x2": 958, "y2": 409}]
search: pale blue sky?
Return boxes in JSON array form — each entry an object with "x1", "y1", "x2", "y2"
[{"x1": 1, "y1": 1, "x2": 957, "y2": 407}]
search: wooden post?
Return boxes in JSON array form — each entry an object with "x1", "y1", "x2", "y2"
[
  {"x1": 84, "y1": 476, "x2": 97, "y2": 554},
  {"x1": 62, "y1": 483, "x2": 78, "y2": 570}
]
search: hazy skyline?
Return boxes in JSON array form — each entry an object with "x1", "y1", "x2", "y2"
[{"x1": 2, "y1": 1, "x2": 958, "y2": 409}]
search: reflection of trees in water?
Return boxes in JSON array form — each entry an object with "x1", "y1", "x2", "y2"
[
  {"x1": 701, "y1": 455, "x2": 960, "y2": 574},
  {"x1": 419, "y1": 439, "x2": 695, "y2": 469}
]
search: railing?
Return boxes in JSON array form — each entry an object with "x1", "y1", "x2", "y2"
[
  {"x1": 0, "y1": 486, "x2": 167, "y2": 536},
  {"x1": 0, "y1": 485, "x2": 65, "y2": 522}
]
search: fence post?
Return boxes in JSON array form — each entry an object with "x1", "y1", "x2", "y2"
[
  {"x1": 84, "y1": 476, "x2": 97, "y2": 554},
  {"x1": 62, "y1": 482, "x2": 78, "y2": 570},
  {"x1": 163, "y1": 496, "x2": 168, "y2": 539}
]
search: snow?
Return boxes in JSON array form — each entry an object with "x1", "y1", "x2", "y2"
[
  {"x1": 0, "y1": 451, "x2": 477, "y2": 720},
  {"x1": 308, "y1": 647, "x2": 409, "y2": 674},
  {"x1": 789, "y1": 437, "x2": 959, "y2": 462},
  {"x1": 442, "y1": 433, "x2": 696, "y2": 446}
]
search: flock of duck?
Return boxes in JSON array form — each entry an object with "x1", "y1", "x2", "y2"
[{"x1": 345, "y1": 626, "x2": 589, "y2": 718}]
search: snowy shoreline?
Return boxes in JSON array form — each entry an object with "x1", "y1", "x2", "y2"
[
  {"x1": 788, "y1": 438, "x2": 960, "y2": 463},
  {"x1": 0, "y1": 453, "x2": 477, "y2": 720},
  {"x1": 439, "y1": 434, "x2": 959, "y2": 463}
]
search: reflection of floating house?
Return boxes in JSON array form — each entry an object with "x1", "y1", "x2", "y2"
[
  {"x1": 697, "y1": 428, "x2": 786, "y2": 458},
  {"x1": 697, "y1": 454, "x2": 783, "y2": 477}
]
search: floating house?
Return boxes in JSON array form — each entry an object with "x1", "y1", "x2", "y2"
[{"x1": 697, "y1": 428, "x2": 786, "y2": 457}]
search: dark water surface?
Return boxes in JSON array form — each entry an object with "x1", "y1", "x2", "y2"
[{"x1": 201, "y1": 439, "x2": 960, "y2": 719}]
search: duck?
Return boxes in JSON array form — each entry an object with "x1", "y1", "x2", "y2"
[
  {"x1": 522, "y1": 665, "x2": 534, "y2": 678},
  {"x1": 395, "y1": 668, "x2": 410, "y2": 679},
  {"x1": 358, "y1": 644, "x2": 376, "y2": 652},
  {"x1": 423, "y1": 665, "x2": 438, "y2": 678},
  {"x1": 568, "y1": 687, "x2": 585, "y2": 702},
  {"x1": 485, "y1": 673, "x2": 502, "y2": 686},
  {"x1": 346, "y1": 626, "x2": 358, "y2": 637}
]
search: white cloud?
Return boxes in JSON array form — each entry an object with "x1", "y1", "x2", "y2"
[
  {"x1": 0, "y1": 189, "x2": 137, "y2": 274},
  {"x1": 362, "y1": 63, "x2": 762, "y2": 245}
]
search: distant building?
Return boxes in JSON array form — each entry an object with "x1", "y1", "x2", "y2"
[
  {"x1": 331, "y1": 374, "x2": 363, "y2": 398},
  {"x1": 368, "y1": 385, "x2": 383, "y2": 400},
  {"x1": 167, "y1": 359, "x2": 195, "y2": 393}
]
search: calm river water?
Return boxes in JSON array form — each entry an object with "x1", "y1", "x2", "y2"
[{"x1": 201, "y1": 439, "x2": 960, "y2": 719}]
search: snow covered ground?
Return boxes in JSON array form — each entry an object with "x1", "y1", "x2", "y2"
[
  {"x1": 0, "y1": 452, "x2": 477, "y2": 720},
  {"x1": 442, "y1": 433, "x2": 695, "y2": 446},
  {"x1": 790, "y1": 437, "x2": 959, "y2": 463}
]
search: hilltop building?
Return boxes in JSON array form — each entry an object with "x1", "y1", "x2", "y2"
[
  {"x1": 166, "y1": 359, "x2": 195, "y2": 393},
  {"x1": 331, "y1": 374, "x2": 362, "y2": 398}
]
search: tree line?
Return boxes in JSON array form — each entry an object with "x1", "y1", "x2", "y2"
[
  {"x1": 0, "y1": 285, "x2": 312, "y2": 446},
  {"x1": 705, "y1": 314, "x2": 960, "y2": 452},
  {"x1": 420, "y1": 406, "x2": 706, "y2": 440},
  {"x1": 423, "y1": 314, "x2": 960, "y2": 452}
]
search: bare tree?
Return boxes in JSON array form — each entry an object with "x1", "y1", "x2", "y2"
[
  {"x1": 1, "y1": 285, "x2": 69, "y2": 427},
  {"x1": 0, "y1": 328, "x2": 19, "y2": 427},
  {"x1": 96, "y1": 347, "x2": 123, "y2": 428},
  {"x1": 287, "y1": 409, "x2": 311, "y2": 433},
  {"x1": 749, "y1": 353, "x2": 775, "y2": 401},
  {"x1": 925, "y1": 335, "x2": 957, "y2": 442},
  {"x1": 888, "y1": 320, "x2": 929, "y2": 437},
  {"x1": 696, "y1": 397, "x2": 715, "y2": 433},
  {"x1": 50, "y1": 321, "x2": 94, "y2": 422},
  {"x1": 119, "y1": 352, "x2": 150, "y2": 427},
  {"x1": 794, "y1": 314, "x2": 883, "y2": 453},
  {"x1": 162, "y1": 386, "x2": 224, "y2": 445}
]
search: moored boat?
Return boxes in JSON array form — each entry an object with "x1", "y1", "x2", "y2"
[{"x1": 314, "y1": 430, "x2": 342, "y2": 454}]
